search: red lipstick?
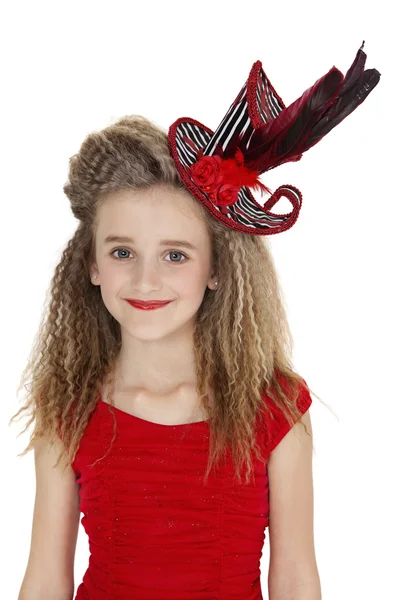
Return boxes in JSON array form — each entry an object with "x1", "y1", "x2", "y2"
[{"x1": 125, "y1": 299, "x2": 173, "y2": 310}]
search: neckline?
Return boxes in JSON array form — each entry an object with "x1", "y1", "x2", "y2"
[{"x1": 97, "y1": 393, "x2": 209, "y2": 428}]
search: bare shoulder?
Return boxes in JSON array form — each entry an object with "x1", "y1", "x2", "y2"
[
  {"x1": 267, "y1": 410, "x2": 320, "y2": 587},
  {"x1": 18, "y1": 434, "x2": 80, "y2": 598}
]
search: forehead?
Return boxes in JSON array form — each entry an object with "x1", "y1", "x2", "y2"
[{"x1": 96, "y1": 186, "x2": 209, "y2": 243}]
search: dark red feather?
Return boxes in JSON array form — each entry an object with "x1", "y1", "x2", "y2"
[
  {"x1": 243, "y1": 68, "x2": 343, "y2": 172},
  {"x1": 219, "y1": 42, "x2": 380, "y2": 177}
]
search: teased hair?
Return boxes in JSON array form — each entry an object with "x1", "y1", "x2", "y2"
[{"x1": 9, "y1": 115, "x2": 329, "y2": 486}]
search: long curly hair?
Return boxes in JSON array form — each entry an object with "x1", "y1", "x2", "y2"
[{"x1": 9, "y1": 114, "x2": 328, "y2": 486}]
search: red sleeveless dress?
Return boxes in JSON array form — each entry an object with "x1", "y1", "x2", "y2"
[{"x1": 60, "y1": 379, "x2": 312, "y2": 600}]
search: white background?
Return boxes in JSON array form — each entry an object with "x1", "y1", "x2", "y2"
[{"x1": 2, "y1": 1, "x2": 398, "y2": 598}]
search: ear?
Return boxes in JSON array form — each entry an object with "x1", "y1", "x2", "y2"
[
  {"x1": 89, "y1": 264, "x2": 99, "y2": 283},
  {"x1": 207, "y1": 271, "x2": 218, "y2": 291}
]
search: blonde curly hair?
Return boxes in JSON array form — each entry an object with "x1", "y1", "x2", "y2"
[{"x1": 9, "y1": 114, "x2": 327, "y2": 486}]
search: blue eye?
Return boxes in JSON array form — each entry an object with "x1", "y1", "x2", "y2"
[
  {"x1": 165, "y1": 251, "x2": 188, "y2": 263},
  {"x1": 110, "y1": 248, "x2": 188, "y2": 263},
  {"x1": 111, "y1": 248, "x2": 132, "y2": 260}
]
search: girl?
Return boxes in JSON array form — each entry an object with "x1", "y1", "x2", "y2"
[{"x1": 13, "y1": 43, "x2": 379, "y2": 600}]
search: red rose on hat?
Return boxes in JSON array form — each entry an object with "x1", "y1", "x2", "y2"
[
  {"x1": 212, "y1": 183, "x2": 240, "y2": 207},
  {"x1": 189, "y1": 155, "x2": 224, "y2": 191}
]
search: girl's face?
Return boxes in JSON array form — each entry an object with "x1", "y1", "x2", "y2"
[{"x1": 91, "y1": 186, "x2": 216, "y2": 342}]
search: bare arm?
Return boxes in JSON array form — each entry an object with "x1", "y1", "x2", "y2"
[
  {"x1": 18, "y1": 434, "x2": 81, "y2": 600},
  {"x1": 267, "y1": 410, "x2": 322, "y2": 600}
]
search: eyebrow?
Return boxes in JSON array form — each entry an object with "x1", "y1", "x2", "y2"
[{"x1": 103, "y1": 235, "x2": 198, "y2": 251}]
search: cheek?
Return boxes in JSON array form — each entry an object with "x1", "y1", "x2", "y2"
[
  {"x1": 173, "y1": 269, "x2": 207, "y2": 295},
  {"x1": 98, "y1": 263, "x2": 126, "y2": 294}
]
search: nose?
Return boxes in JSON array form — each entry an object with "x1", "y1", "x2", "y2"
[{"x1": 129, "y1": 257, "x2": 162, "y2": 292}]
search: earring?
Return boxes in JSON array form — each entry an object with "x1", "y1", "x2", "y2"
[
  {"x1": 214, "y1": 281, "x2": 218, "y2": 286},
  {"x1": 93, "y1": 275, "x2": 97, "y2": 280}
]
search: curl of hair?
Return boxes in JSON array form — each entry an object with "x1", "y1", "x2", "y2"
[{"x1": 9, "y1": 114, "x2": 331, "y2": 486}]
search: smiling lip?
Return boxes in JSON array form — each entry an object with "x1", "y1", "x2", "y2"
[{"x1": 125, "y1": 299, "x2": 173, "y2": 310}]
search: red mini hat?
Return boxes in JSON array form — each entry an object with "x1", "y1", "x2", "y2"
[{"x1": 168, "y1": 41, "x2": 380, "y2": 236}]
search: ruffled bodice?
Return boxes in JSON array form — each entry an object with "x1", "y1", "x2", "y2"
[{"x1": 64, "y1": 383, "x2": 312, "y2": 599}]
